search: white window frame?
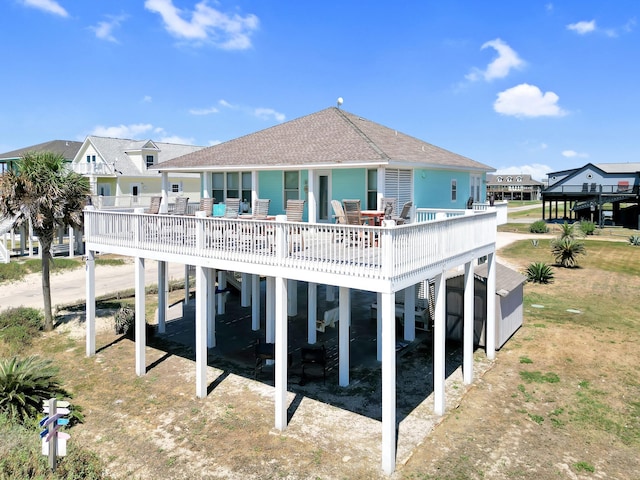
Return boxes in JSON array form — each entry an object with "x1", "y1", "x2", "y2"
[
  {"x1": 451, "y1": 179, "x2": 457, "y2": 202},
  {"x1": 170, "y1": 182, "x2": 182, "y2": 194}
]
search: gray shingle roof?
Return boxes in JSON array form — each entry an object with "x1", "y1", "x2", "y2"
[
  {"x1": 474, "y1": 262, "x2": 526, "y2": 296},
  {"x1": 86, "y1": 136, "x2": 204, "y2": 177},
  {"x1": 156, "y1": 107, "x2": 493, "y2": 172},
  {"x1": 0, "y1": 140, "x2": 82, "y2": 161}
]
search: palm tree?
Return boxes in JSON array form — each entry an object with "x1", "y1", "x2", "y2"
[{"x1": 0, "y1": 152, "x2": 89, "y2": 330}]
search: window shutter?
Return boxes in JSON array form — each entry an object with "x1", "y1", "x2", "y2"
[{"x1": 384, "y1": 169, "x2": 412, "y2": 210}]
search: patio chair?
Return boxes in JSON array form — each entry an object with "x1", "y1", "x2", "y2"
[
  {"x1": 331, "y1": 199, "x2": 347, "y2": 243},
  {"x1": 379, "y1": 197, "x2": 397, "y2": 217},
  {"x1": 286, "y1": 199, "x2": 306, "y2": 252},
  {"x1": 223, "y1": 198, "x2": 240, "y2": 219},
  {"x1": 172, "y1": 197, "x2": 189, "y2": 215},
  {"x1": 148, "y1": 196, "x2": 162, "y2": 214},
  {"x1": 197, "y1": 197, "x2": 215, "y2": 216},
  {"x1": 253, "y1": 198, "x2": 271, "y2": 219},
  {"x1": 392, "y1": 201, "x2": 413, "y2": 225},
  {"x1": 342, "y1": 199, "x2": 371, "y2": 246}
]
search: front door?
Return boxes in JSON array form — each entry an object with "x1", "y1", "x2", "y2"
[{"x1": 316, "y1": 171, "x2": 330, "y2": 222}]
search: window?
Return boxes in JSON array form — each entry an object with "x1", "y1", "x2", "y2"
[
  {"x1": 211, "y1": 172, "x2": 251, "y2": 202},
  {"x1": 366, "y1": 169, "x2": 377, "y2": 210},
  {"x1": 170, "y1": 182, "x2": 182, "y2": 193},
  {"x1": 507, "y1": 176, "x2": 512, "y2": 182},
  {"x1": 146, "y1": 155, "x2": 154, "y2": 168},
  {"x1": 497, "y1": 176, "x2": 503, "y2": 182},
  {"x1": 516, "y1": 176, "x2": 522, "y2": 182},
  {"x1": 86, "y1": 155, "x2": 91, "y2": 163},
  {"x1": 284, "y1": 171, "x2": 300, "y2": 203},
  {"x1": 451, "y1": 179, "x2": 457, "y2": 201}
]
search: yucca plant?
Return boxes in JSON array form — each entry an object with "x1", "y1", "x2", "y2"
[
  {"x1": 558, "y1": 221, "x2": 579, "y2": 240},
  {"x1": 578, "y1": 220, "x2": 596, "y2": 236},
  {"x1": 551, "y1": 237, "x2": 586, "y2": 267},
  {"x1": 629, "y1": 235, "x2": 640, "y2": 246},
  {"x1": 526, "y1": 262, "x2": 554, "y2": 284},
  {"x1": 0, "y1": 356, "x2": 70, "y2": 424}
]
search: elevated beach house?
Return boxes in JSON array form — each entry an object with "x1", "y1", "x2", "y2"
[{"x1": 84, "y1": 107, "x2": 501, "y2": 474}]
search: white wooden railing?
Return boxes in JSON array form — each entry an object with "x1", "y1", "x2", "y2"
[{"x1": 84, "y1": 208, "x2": 496, "y2": 285}]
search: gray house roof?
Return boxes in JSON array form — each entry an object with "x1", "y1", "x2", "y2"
[
  {"x1": 155, "y1": 107, "x2": 494, "y2": 173},
  {"x1": 83, "y1": 136, "x2": 204, "y2": 177},
  {"x1": 0, "y1": 140, "x2": 82, "y2": 161}
]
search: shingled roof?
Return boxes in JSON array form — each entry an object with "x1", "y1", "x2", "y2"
[
  {"x1": 155, "y1": 107, "x2": 493, "y2": 173},
  {"x1": 0, "y1": 140, "x2": 82, "y2": 161}
]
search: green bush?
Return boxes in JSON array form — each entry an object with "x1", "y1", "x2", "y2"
[
  {"x1": 529, "y1": 220, "x2": 549, "y2": 234},
  {"x1": 579, "y1": 220, "x2": 596, "y2": 236},
  {"x1": 0, "y1": 356, "x2": 70, "y2": 424},
  {"x1": 526, "y1": 262, "x2": 554, "y2": 284},
  {"x1": 551, "y1": 237, "x2": 586, "y2": 267},
  {"x1": 0, "y1": 307, "x2": 43, "y2": 353}
]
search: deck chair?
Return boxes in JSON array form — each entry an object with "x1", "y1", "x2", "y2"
[
  {"x1": 253, "y1": 198, "x2": 271, "y2": 219},
  {"x1": 223, "y1": 198, "x2": 240, "y2": 218},
  {"x1": 331, "y1": 199, "x2": 347, "y2": 242},
  {"x1": 148, "y1": 196, "x2": 162, "y2": 214},
  {"x1": 342, "y1": 199, "x2": 370, "y2": 246},
  {"x1": 286, "y1": 199, "x2": 306, "y2": 252},
  {"x1": 172, "y1": 197, "x2": 189, "y2": 215},
  {"x1": 392, "y1": 201, "x2": 413, "y2": 225},
  {"x1": 379, "y1": 197, "x2": 397, "y2": 217},
  {"x1": 197, "y1": 197, "x2": 215, "y2": 216}
]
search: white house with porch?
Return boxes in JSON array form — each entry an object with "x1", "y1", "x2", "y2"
[{"x1": 84, "y1": 107, "x2": 504, "y2": 475}]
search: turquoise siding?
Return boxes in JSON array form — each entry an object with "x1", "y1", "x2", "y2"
[
  {"x1": 414, "y1": 169, "x2": 479, "y2": 209},
  {"x1": 331, "y1": 168, "x2": 367, "y2": 205}
]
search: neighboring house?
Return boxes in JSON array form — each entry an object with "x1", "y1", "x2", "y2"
[
  {"x1": 0, "y1": 139, "x2": 82, "y2": 173},
  {"x1": 83, "y1": 106, "x2": 503, "y2": 475},
  {"x1": 155, "y1": 107, "x2": 494, "y2": 220},
  {"x1": 542, "y1": 162, "x2": 640, "y2": 228},
  {"x1": 72, "y1": 136, "x2": 205, "y2": 209},
  {"x1": 486, "y1": 173, "x2": 543, "y2": 201}
]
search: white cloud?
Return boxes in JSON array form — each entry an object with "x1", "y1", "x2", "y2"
[
  {"x1": 157, "y1": 135, "x2": 195, "y2": 144},
  {"x1": 495, "y1": 163, "x2": 552, "y2": 182},
  {"x1": 562, "y1": 150, "x2": 589, "y2": 158},
  {"x1": 90, "y1": 124, "x2": 154, "y2": 138},
  {"x1": 90, "y1": 14, "x2": 128, "y2": 43},
  {"x1": 218, "y1": 99, "x2": 237, "y2": 109},
  {"x1": 144, "y1": 0, "x2": 259, "y2": 49},
  {"x1": 494, "y1": 83, "x2": 567, "y2": 118},
  {"x1": 253, "y1": 108, "x2": 285, "y2": 122},
  {"x1": 142, "y1": 96, "x2": 153, "y2": 103},
  {"x1": 189, "y1": 106, "x2": 219, "y2": 115},
  {"x1": 22, "y1": 0, "x2": 68, "y2": 17},
  {"x1": 208, "y1": 140, "x2": 222, "y2": 146},
  {"x1": 466, "y1": 38, "x2": 525, "y2": 82},
  {"x1": 567, "y1": 20, "x2": 596, "y2": 35}
]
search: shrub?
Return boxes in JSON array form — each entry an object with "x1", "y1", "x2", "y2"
[
  {"x1": 0, "y1": 356, "x2": 70, "y2": 424},
  {"x1": 0, "y1": 307, "x2": 43, "y2": 353},
  {"x1": 529, "y1": 220, "x2": 549, "y2": 234},
  {"x1": 551, "y1": 237, "x2": 586, "y2": 267},
  {"x1": 526, "y1": 262, "x2": 554, "y2": 284},
  {"x1": 578, "y1": 220, "x2": 596, "y2": 236},
  {"x1": 629, "y1": 235, "x2": 640, "y2": 246},
  {"x1": 558, "y1": 221, "x2": 578, "y2": 240},
  {"x1": 114, "y1": 305, "x2": 134, "y2": 336}
]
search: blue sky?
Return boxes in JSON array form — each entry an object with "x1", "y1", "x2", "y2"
[{"x1": 2, "y1": 1, "x2": 639, "y2": 180}]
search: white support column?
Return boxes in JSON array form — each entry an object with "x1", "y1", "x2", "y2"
[
  {"x1": 486, "y1": 252, "x2": 497, "y2": 360},
  {"x1": 160, "y1": 172, "x2": 169, "y2": 214},
  {"x1": 463, "y1": 261, "x2": 475, "y2": 384},
  {"x1": 251, "y1": 170, "x2": 258, "y2": 210},
  {"x1": 307, "y1": 282, "x2": 317, "y2": 344},
  {"x1": 195, "y1": 265, "x2": 208, "y2": 398},
  {"x1": 85, "y1": 250, "x2": 96, "y2": 356},
  {"x1": 184, "y1": 265, "x2": 190, "y2": 305},
  {"x1": 135, "y1": 257, "x2": 146, "y2": 376},
  {"x1": 68, "y1": 226, "x2": 75, "y2": 258},
  {"x1": 338, "y1": 286, "x2": 350, "y2": 387},
  {"x1": 325, "y1": 284, "x2": 335, "y2": 302},
  {"x1": 206, "y1": 268, "x2": 216, "y2": 348},
  {"x1": 217, "y1": 271, "x2": 227, "y2": 314},
  {"x1": 433, "y1": 271, "x2": 446, "y2": 415},
  {"x1": 251, "y1": 274, "x2": 260, "y2": 331},
  {"x1": 307, "y1": 170, "x2": 316, "y2": 224},
  {"x1": 266, "y1": 276, "x2": 275, "y2": 343},
  {"x1": 241, "y1": 272, "x2": 251, "y2": 307},
  {"x1": 287, "y1": 279, "x2": 297, "y2": 316},
  {"x1": 157, "y1": 261, "x2": 167, "y2": 334},
  {"x1": 381, "y1": 291, "x2": 397, "y2": 475},
  {"x1": 376, "y1": 292, "x2": 382, "y2": 362},
  {"x1": 274, "y1": 276, "x2": 288, "y2": 430},
  {"x1": 403, "y1": 284, "x2": 416, "y2": 342},
  {"x1": 202, "y1": 172, "x2": 211, "y2": 198}
]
